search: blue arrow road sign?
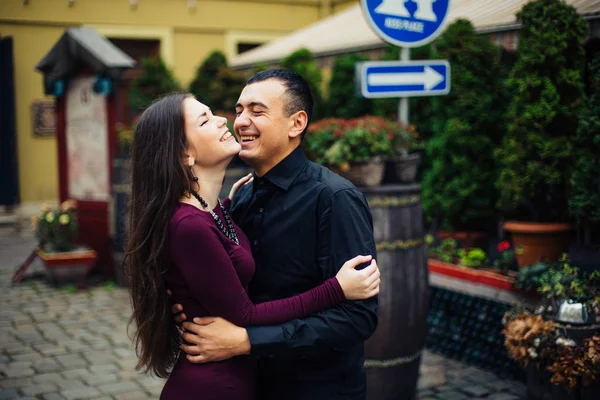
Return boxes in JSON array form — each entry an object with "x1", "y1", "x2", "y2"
[
  {"x1": 361, "y1": 0, "x2": 451, "y2": 47},
  {"x1": 359, "y1": 60, "x2": 450, "y2": 98}
]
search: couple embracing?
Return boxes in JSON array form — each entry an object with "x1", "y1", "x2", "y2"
[{"x1": 125, "y1": 69, "x2": 379, "y2": 400}]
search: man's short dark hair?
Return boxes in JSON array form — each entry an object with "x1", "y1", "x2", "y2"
[{"x1": 247, "y1": 69, "x2": 314, "y2": 138}]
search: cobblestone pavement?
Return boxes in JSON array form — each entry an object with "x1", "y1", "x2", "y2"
[{"x1": 0, "y1": 233, "x2": 526, "y2": 399}]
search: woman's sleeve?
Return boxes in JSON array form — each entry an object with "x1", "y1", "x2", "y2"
[{"x1": 171, "y1": 215, "x2": 346, "y2": 327}]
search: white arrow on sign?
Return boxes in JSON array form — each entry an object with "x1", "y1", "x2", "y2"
[{"x1": 367, "y1": 66, "x2": 444, "y2": 90}]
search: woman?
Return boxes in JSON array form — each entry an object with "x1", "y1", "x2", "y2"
[{"x1": 125, "y1": 93, "x2": 380, "y2": 399}]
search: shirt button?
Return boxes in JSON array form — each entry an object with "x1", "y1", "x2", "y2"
[
  {"x1": 253, "y1": 240, "x2": 259, "y2": 246},
  {"x1": 259, "y1": 208, "x2": 264, "y2": 213}
]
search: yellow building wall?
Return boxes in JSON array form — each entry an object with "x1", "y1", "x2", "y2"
[
  {"x1": 333, "y1": 0, "x2": 358, "y2": 13},
  {"x1": 0, "y1": 23, "x2": 68, "y2": 204},
  {"x1": 0, "y1": 0, "x2": 330, "y2": 205}
]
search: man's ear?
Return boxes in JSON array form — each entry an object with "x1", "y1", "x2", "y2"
[{"x1": 288, "y1": 110, "x2": 308, "y2": 140}]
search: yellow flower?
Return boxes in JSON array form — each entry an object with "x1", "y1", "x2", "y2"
[
  {"x1": 41, "y1": 203, "x2": 51, "y2": 213},
  {"x1": 339, "y1": 162, "x2": 351, "y2": 172},
  {"x1": 45, "y1": 212, "x2": 55, "y2": 223},
  {"x1": 59, "y1": 214, "x2": 70, "y2": 225}
]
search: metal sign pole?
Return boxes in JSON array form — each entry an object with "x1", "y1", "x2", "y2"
[{"x1": 399, "y1": 47, "x2": 410, "y2": 126}]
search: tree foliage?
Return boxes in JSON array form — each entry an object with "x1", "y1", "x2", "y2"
[
  {"x1": 188, "y1": 51, "x2": 227, "y2": 102},
  {"x1": 421, "y1": 19, "x2": 508, "y2": 230},
  {"x1": 280, "y1": 48, "x2": 325, "y2": 119},
  {"x1": 129, "y1": 57, "x2": 180, "y2": 113},
  {"x1": 494, "y1": 0, "x2": 588, "y2": 222},
  {"x1": 326, "y1": 53, "x2": 374, "y2": 118}
]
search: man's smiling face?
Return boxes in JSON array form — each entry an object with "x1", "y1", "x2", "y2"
[{"x1": 233, "y1": 79, "x2": 293, "y2": 176}]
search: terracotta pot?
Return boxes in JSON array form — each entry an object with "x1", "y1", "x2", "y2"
[
  {"x1": 335, "y1": 158, "x2": 385, "y2": 187},
  {"x1": 391, "y1": 153, "x2": 421, "y2": 183},
  {"x1": 503, "y1": 221, "x2": 571, "y2": 268},
  {"x1": 438, "y1": 230, "x2": 487, "y2": 249}
]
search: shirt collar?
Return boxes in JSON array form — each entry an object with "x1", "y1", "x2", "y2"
[{"x1": 256, "y1": 147, "x2": 308, "y2": 191}]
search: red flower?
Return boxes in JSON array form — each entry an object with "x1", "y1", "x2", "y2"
[{"x1": 497, "y1": 241, "x2": 511, "y2": 252}]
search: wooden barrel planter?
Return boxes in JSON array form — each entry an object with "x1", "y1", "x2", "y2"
[{"x1": 361, "y1": 184, "x2": 430, "y2": 400}]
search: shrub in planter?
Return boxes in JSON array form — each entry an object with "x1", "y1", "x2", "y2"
[
  {"x1": 129, "y1": 57, "x2": 180, "y2": 114},
  {"x1": 188, "y1": 50, "x2": 227, "y2": 103},
  {"x1": 495, "y1": 0, "x2": 587, "y2": 222},
  {"x1": 206, "y1": 67, "x2": 247, "y2": 113},
  {"x1": 421, "y1": 19, "x2": 508, "y2": 233},
  {"x1": 495, "y1": 0, "x2": 588, "y2": 267},
  {"x1": 326, "y1": 53, "x2": 374, "y2": 118},
  {"x1": 280, "y1": 48, "x2": 325, "y2": 120}
]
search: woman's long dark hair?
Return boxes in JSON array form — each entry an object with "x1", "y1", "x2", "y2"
[{"x1": 124, "y1": 92, "x2": 194, "y2": 377}]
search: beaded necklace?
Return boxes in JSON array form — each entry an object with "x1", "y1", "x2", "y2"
[{"x1": 189, "y1": 190, "x2": 239, "y2": 245}]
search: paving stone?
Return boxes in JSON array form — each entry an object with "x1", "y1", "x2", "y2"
[
  {"x1": 34, "y1": 358, "x2": 64, "y2": 373},
  {"x1": 118, "y1": 369, "x2": 141, "y2": 380},
  {"x1": 81, "y1": 350, "x2": 117, "y2": 364},
  {"x1": 460, "y1": 385, "x2": 492, "y2": 397},
  {"x1": 0, "y1": 389, "x2": 19, "y2": 400},
  {"x1": 12, "y1": 352, "x2": 41, "y2": 362},
  {"x1": 3, "y1": 366, "x2": 35, "y2": 378},
  {"x1": 61, "y1": 387, "x2": 101, "y2": 400},
  {"x1": 56, "y1": 379, "x2": 88, "y2": 391},
  {"x1": 113, "y1": 348, "x2": 135, "y2": 359},
  {"x1": 32, "y1": 372, "x2": 63, "y2": 383},
  {"x1": 60, "y1": 368, "x2": 90, "y2": 379},
  {"x1": 485, "y1": 380, "x2": 517, "y2": 392},
  {"x1": 97, "y1": 380, "x2": 140, "y2": 395},
  {"x1": 116, "y1": 357, "x2": 138, "y2": 371},
  {"x1": 82, "y1": 373, "x2": 119, "y2": 386},
  {"x1": 35, "y1": 344, "x2": 68, "y2": 357},
  {"x1": 5, "y1": 345, "x2": 33, "y2": 356},
  {"x1": 42, "y1": 393, "x2": 67, "y2": 400},
  {"x1": 0, "y1": 377, "x2": 33, "y2": 388},
  {"x1": 21, "y1": 383, "x2": 60, "y2": 397},
  {"x1": 89, "y1": 363, "x2": 119, "y2": 374},
  {"x1": 55, "y1": 354, "x2": 87, "y2": 368},
  {"x1": 136, "y1": 375, "x2": 164, "y2": 390}
]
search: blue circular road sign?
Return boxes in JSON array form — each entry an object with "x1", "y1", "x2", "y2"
[{"x1": 361, "y1": 0, "x2": 451, "y2": 48}]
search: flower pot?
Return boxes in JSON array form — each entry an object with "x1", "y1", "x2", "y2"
[
  {"x1": 36, "y1": 248, "x2": 97, "y2": 285},
  {"x1": 335, "y1": 158, "x2": 385, "y2": 187},
  {"x1": 391, "y1": 153, "x2": 421, "y2": 183},
  {"x1": 503, "y1": 222, "x2": 571, "y2": 268}
]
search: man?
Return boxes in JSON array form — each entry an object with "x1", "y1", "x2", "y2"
[{"x1": 174, "y1": 69, "x2": 378, "y2": 399}]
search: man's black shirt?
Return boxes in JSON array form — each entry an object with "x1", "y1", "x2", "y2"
[{"x1": 230, "y1": 147, "x2": 378, "y2": 399}]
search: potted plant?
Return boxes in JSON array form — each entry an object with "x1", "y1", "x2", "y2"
[
  {"x1": 537, "y1": 255, "x2": 600, "y2": 327},
  {"x1": 495, "y1": 0, "x2": 588, "y2": 268},
  {"x1": 503, "y1": 261, "x2": 600, "y2": 400},
  {"x1": 390, "y1": 123, "x2": 422, "y2": 183},
  {"x1": 31, "y1": 200, "x2": 97, "y2": 284},
  {"x1": 304, "y1": 116, "x2": 395, "y2": 187},
  {"x1": 421, "y1": 19, "x2": 508, "y2": 247}
]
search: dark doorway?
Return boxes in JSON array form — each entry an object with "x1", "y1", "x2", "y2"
[{"x1": 0, "y1": 36, "x2": 20, "y2": 208}]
